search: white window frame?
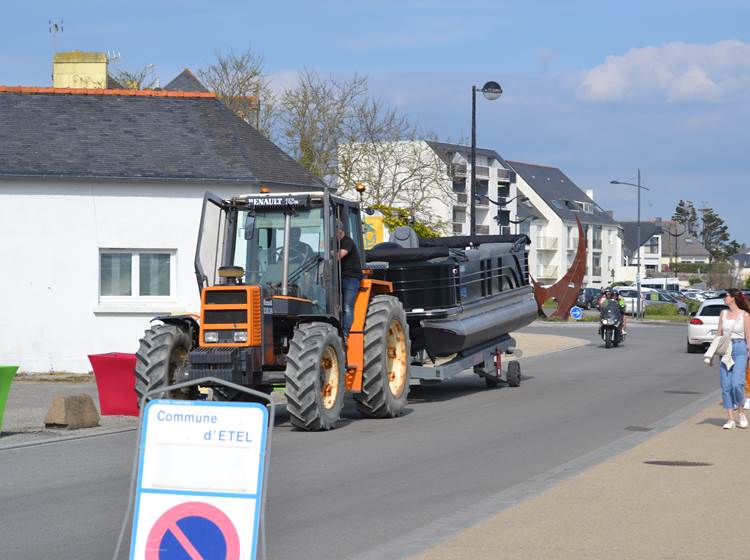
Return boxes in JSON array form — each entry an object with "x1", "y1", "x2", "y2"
[{"x1": 99, "y1": 249, "x2": 177, "y2": 304}]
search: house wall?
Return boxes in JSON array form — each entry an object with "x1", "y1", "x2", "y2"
[{"x1": 0, "y1": 179, "x2": 262, "y2": 373}]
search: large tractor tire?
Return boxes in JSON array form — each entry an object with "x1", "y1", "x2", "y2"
[
  {"x1": 285, "y1": 322, "x2": 345, "y2": 431},
  {"x1": 135, "y1": 323, "x2": 194, "y2": 403},
  {"x1": 354, "y1": 295, "x2": 411, "y2": 419}
]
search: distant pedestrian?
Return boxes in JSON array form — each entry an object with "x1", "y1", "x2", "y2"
[{"x1": 710, "y1": 289, "x2": 750, "y2": 429}]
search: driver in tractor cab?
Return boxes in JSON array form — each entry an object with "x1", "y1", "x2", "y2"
[
  {"x1": 337, "y1": 219, "x2": 362, "y2": 337},
  {"x1": 289, "y1": 226, "x2": 314, "y2": 262}
]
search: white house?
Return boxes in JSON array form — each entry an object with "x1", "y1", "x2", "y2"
[
  {"x1": 619, "y1": 221, "x2": 663, "y2": 272},
  {"x1": 507, "y1": 161, "x2": 623, "y2": 288},
  {"x1": 0, "y1": 86, "x2": 324, "y2": 373},
  {"x1": 339, "y1": 140, "x2": 519, "y2": 237}
]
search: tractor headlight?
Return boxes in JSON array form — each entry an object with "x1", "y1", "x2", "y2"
[
  {"x1": 233, "y1": 331, "x2": 248, "y2": 343},
  {"x1": 204, "y1": 331, "x2": 219, "y2": 343}
]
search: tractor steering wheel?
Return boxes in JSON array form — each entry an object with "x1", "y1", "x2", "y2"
[{"x1": 274, "y1": 244, "x2": 309, "y2": 266}]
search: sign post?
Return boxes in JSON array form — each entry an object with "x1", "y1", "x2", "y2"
[{"x1": 125, "y1": 397, "x2": 269, "y2": 560}]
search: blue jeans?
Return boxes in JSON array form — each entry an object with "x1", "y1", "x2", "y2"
[
  {"x1": 720, "y1": 339, "x2": 748, "y2": 409},
  {"x1": 342, "y1": 276, "x2": 360, "y2": 335}
]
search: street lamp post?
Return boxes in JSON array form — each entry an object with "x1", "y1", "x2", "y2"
[
  {"x1": 611, "y1": 170, "x2": 651, "y2": 319},
  {"x1": 470, "y1": 81, "x2": 503, "y2": 236}
]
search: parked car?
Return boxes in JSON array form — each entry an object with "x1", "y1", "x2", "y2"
[
  {"x1": 682, "y1": 289, "x2": 706, "y2": 301},
  {"x1": 644, "y1": 290, "x2": 689, "y2": 315},
  {"x1": 616, "y1": 287, "x2": 656, "y2": 315},
  {"x1": 687, "y1": 298, "x2": 727, "y2": 353},
  {"x1": 577, "y1": 287, "x2": 602, "y2": 309}
]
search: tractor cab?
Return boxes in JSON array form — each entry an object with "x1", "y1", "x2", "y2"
[{"x1": 195, "y1": 190, "x2": 365, "y2": 328}]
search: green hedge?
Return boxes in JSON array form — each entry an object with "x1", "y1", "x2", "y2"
[{"x1": 644, "y1": 303, "x2": 678, "y2": 316}]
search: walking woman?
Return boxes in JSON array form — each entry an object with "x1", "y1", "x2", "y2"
[{"x1": 714, "y1": 289, "x2": 750, "y2": 429}]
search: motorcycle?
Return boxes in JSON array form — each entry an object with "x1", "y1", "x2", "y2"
[{"x1": 599, "y1": 300, "x2": 625, "y2": 349}]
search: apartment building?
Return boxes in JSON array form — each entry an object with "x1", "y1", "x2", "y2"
[{"x1": 507, "y1": 161, "x2": 623, "y2": 287}]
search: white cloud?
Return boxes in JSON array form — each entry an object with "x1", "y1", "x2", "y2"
[{"x1": 578, "y1": 40, "x2": 750, "y2": 103}]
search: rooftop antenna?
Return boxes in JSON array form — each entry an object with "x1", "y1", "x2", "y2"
[{"x1": 49, "y1": 19, "x2": 63, "y2": 83}]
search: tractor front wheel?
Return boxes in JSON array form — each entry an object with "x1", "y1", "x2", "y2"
[
  {"x1": 135, "y1": 323, "x2": 195, "y2": 404},
  {"x1": 354, "y1": 295, "x2": 411, "y2": 418},
  {"x1": 285, "y1": 323, "x2": 345, "y2": 431}
]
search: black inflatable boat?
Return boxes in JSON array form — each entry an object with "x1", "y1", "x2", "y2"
[{"x1": 366, "y1": 230, "x2": 537, "y2": 358}]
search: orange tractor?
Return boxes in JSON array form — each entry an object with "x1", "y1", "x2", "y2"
[{"x1": 134, "y1": 191, "x2": 410, "y2": 430}]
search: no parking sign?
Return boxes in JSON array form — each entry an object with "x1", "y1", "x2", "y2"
[{"x1": 129, "y1": 400, "x2": 268, "y2": 559}]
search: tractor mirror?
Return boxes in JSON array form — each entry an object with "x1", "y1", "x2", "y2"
[{"x1": 244, "y1": 214, "x2": 256, "y2": 240}]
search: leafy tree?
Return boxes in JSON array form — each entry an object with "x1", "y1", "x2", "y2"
[
  {"x1": 672, "y1": 200, "x2": 699, "y2": 235},
  {"x1": 745, "y1": 275, "x2": 750, "y2": 289},
  {"x1": 373, "y1": 204, "x2": 442, "y2": 238},
  {"x1": 700, "y1": 207, "x2": 730, "y2": 263}
]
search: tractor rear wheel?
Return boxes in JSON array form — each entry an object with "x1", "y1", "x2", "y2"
[
  {"x1": 285, "y1": 322, "x2": 345, "y2": 431},
  {"x1": 354, "y1": 295, "x2": 411, "y2": 418},
  {"x1": 135, "y1": 323, "x2": 195, "y2": 403}
]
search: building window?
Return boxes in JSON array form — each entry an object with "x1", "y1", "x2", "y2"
[
  {"x1": 592, "y1": 225, "x2": 602, "y2": 250},
  {"x1": 592, "y1": 254, "x2": 602, "y2": 276},
  {"x1": 99, "y1": 250, "x2": 175, "y2": 301},
  {"x1": 645, "y1": 236, "x2": 659, "y2": 254}
]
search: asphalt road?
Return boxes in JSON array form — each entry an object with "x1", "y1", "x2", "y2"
[{"x1": 0, "y1": 322, "x2": 717, "y2": 560}]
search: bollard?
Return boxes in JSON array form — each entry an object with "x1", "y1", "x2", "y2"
[{"x1": 0, "y1": 365, "x2": 18, "y2": 433}]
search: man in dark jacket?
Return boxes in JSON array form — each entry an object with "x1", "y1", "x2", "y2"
[{"x1": 337, "y1": 220, "x2": 362, "y2": 336}]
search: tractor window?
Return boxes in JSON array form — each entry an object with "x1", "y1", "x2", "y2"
[{"x1": 235, "y1": 208, "x2": 326, "y2": 310}]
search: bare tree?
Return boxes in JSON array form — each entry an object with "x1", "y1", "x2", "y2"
[
  {"x1": 337, "y1": 99, "x2": 452, "y2": 231},
  {"x1": 113, "y1": 65, "x2": 158, "y2": 90},
  {"x1": 278, "y1": 70, "x2": 367, "y2": 180},
  {"x1": 199, "y1": 49, "x2": 276, "y2": 138}
]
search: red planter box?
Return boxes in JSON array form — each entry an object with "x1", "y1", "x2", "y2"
[{"x1": 88, "y1": 353, "x2": 139, "y2": 416}]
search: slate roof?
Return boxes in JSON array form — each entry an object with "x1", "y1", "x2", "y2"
[
  {"x1": 164, "y1": 69, "x2": 209, "y2": 93},
  {"x1": 0, "y1": 88, "x2": 325, "y2": 188},
  {"x1": 659, "y1": 222, "x2": 710, "y2": 258},
  {"x1": 425, "y1": 140, "x2": 513, "y2": 170},
  {"x1": 507, "y1": 160, "x2": 618, "y2": 227},
  {"x1": 619, "y1": 221, "x2": 663, "y2": 256}
]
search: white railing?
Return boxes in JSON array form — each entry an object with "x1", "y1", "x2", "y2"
[
  {"x1": 536, "y1": 265, "x2": 558, "y2": 278},
  {"x1": 536, "y1": 236, "x2": 558, "y2": 250}
]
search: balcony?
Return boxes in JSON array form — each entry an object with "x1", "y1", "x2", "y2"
[
  {"x1": 536, "y1": 265, "x2": 558, "y2": 279},
  {"x1": 496, "y1": 168, "x2": 514, "y2": 183},
  {"x1": 535, "y1": 236, "x2": 558, "y2": 250},
  {"x1": 475, "y1": 165, "x2": 490, "y2": 177},
  {"x1": 449, "y1": 164, "x2": 467, "y2": 178}
]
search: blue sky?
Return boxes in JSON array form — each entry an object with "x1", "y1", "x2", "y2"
[{"x1": 2, "y1": 1, "x2": 749, "y2": 240}]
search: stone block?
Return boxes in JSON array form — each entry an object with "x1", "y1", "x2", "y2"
[{"x1": 44, "y1": 394, "x2": 100, "y2": 429}]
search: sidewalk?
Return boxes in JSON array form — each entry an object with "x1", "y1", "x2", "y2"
[{"x1": 412, "y1": 395, "x2": 738, "y2": 560}]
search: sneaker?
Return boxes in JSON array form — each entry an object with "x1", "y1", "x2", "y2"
[
  {"x1": 744, "y1": 398, "x2": 750, "y2": 409},
  {"x1": 723, "y1": 420, "x2": 736, "y2": 429},
  {"x1": 740, "y1": 414, "x2": 748, "y2": 429}
]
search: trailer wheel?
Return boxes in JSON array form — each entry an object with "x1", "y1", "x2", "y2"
[
  {"x1": 354, "y1": 295, "x2": 411, "y2": 418},
  {"x1": 285, "y1": 322, "x2": 345, "y2": 431},
  {"x1": 507, "y1": 361, "x2": 521, "y2": 387},
  {"x1": 135, "y1": 323, "x2": 195, "y2": 403}
]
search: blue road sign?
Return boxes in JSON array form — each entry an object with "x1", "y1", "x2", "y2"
[{"x1": 570, "y1": 306, "x2": 583, "y2": 320}]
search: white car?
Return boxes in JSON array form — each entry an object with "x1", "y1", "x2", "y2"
[
  {"x1": 616, "y1": 287, "x2": 657, "y2": 315},
  {"x1": 687, "y1": 298, "x2": 727, "y2": 353}
]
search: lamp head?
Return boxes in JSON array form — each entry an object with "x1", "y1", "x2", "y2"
[
  {"x1": 355, "y1": 182, "x2": 366, "y2": 194},
  {"x1": 481, "y1": 81, "x2": 503, "y2": 101}
]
